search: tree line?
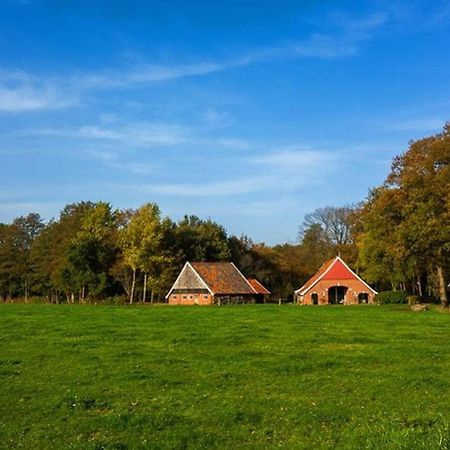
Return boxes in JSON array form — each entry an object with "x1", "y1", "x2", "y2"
[{"x1": 0, "y1": 125, "x2": 449, "y2": 305}]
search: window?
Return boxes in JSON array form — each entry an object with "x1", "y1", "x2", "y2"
[
  {"x1": 173, "y1": 295, "x2": 177, "y2": 299},
  {"x1": 358, "y1": 293, "x2": 369, "y2": 304},
  {"x1": 182, "y1": 295, "x2": 187, "y2": 299},
  {"x1": 189, "y1": 295, "x2": 193, "y2": 299},
  {"x1": 204, "y1": 295, "x2": 209, "y2": 299}
]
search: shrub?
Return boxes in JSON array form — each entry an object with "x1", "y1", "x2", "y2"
[{"x1": 376, "y1": 290, "x2": 410, "y2": 304}]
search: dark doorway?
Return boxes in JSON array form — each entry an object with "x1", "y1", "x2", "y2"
[
  {"x1": 311, "y1": 293, "x2": 318, "y2": 305},
  {"x1": 255, "y1": 294, "x2": 265, "y2": 304},
  {"x1": 358, "y1": 293, "x2": 369, "y2": 304},
  {"x1": 328, "y1": 286, "x2": 347, "y2": 304}
]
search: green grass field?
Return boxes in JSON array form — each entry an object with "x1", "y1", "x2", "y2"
[{"x1": 1, "y1": 305, "x2": 450, "y2": 449}]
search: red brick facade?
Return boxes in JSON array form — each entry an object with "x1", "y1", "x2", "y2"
[
  {"x1": 297, "y1": 278, "x2": 376, "y2": 305},
  {"x1": 168, "y1": 292, "x2": 213, "y2": 305},
  {"x1": 295, "y1": 256, "x2": 377, "y2": 305}
]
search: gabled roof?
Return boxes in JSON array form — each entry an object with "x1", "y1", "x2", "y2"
[
  {"x1": 295, "y1": 256, "x2": 377, "y2": 295},
  {"x1": 190, "y1": 262, "x2": 256, "y2": 295},
  {"x1": 247, "y1": 278, "x2": 271, "y2": 295},
  {"x1": 166, "y1": 262, "x2": 259, "y2": 298}
]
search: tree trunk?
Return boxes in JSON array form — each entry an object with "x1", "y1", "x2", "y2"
[
  {"x1": 24, "y1": 280, "x2": 28, "y2": 303},
  {"x1": 130, "y1": 268, "x2": 136, "y2": 304},
  {"x1": 437, "y1": 265, "x2": 448, "y2": 308},
  {"x1": 151, "y1": 289, "x2": 154, "y2": 304},
  {"x1": 142, "y1": 272, "x2": 147, "y2": 303},
  {"x1": 417, "y1": 275, "x2": 423, "y2": 297}
]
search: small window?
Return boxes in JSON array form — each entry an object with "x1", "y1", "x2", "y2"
[
  {"x1": 182, "y1": 295, "x2": 187, "y2": 299},
  {"x1": 204, "y1": 294, "x2": 208, "y2": 299},
  {"x1": 173, "y1": 295, "x2": 177, "y2": 299},
  {"x1": 358, "y1": 293, "x2": 369, "y2": 304},
  {"x1": 189, "y1": 295, "x2": 193, "y2": 299}
]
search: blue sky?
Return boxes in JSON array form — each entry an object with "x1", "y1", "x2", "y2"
[{"x1": 1, "y1": 0, "x2": 449, "y2": 244}]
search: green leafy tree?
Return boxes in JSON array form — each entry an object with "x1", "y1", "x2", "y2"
[
  {"x1": 69, "y1": 202, "x2": 119, "y2": 301},
  {"x1": 173, "y1": 215, "x2": 231, "y2": 263},
  {"x1": 0, "y1": 214, "x2": 44, "y2": 301},
  {"x1": 119, "y1": 203, "x2": 166, "y2": 304}
]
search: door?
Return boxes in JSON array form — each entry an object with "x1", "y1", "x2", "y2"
[{"x1": 328, "y1": 286, "x2": 348, "y2": 304}]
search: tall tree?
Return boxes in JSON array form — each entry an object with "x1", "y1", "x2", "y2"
[
  {"x1": 387, "y1": 124, "x2": 450, "y2": 305},
  {"x1": 301, "y1": 206, "x2": 356, "y2": 246},
  {"x1": 0, "y1": 214, "x2": 44, "y2": 301},
  {"x1": 119, "y1": 203, "x2": 165, "y2": 304},
  {"x1": 356, "y1": 124, "x2": 450, "y2": 303},
  {"x1": 68, "y1": 202, "x2": 118, "y2": 301}
]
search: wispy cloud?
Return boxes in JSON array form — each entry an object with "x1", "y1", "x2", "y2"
[
  {"x1": 0, "y1": 11, "x2": 388, "y2": 113},
  {"x1": 0, "y1": 85, "x2": 71, "y2": 112},
  {"x1": 31, "y1": 121, "x2": 249, "y2": 149},
  {"x1": 76, "y1": 13, "x2": 386, "y2": 89},
  {"x1": 0, "y1": 69, "x2": 76, "y2": 112},
  {"x1": 132, "y1": 148, "x2": 336, "y2": 197},
  {"x1": 251, "y1": 148, "x2": 334, "y2": 171}
]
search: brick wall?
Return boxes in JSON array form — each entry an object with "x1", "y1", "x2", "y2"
[
  {"x1": 298, "y1": 279, "x2": 376, "y2": 305},
  {"x1": 168, "y1": 292, "x2": 213, "y2": 305}
]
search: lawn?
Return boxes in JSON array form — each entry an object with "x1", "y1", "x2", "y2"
[{"x1": 0, "y1": 304, "x2": 449, "y2": 449}]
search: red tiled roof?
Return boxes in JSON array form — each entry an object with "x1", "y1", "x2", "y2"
[
  {"x1": 247, "y1": 278, "x2": 271, "y2": 295},
  {"x1": 190, "y1": 262, "x2": 256, "y2": 295},
  {"x1": 296, "y1": 256, "x2": 377, "y2": 295},
  {"x1": 297, "y1": 258, "x2": 335, "y2": 294},
  {"x1": 322, "y1": 258, "x2": 357, "y2": 280}
]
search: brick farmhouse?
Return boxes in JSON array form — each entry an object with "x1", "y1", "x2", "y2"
[
  {"x1": 166, "y1": 262, "x2": 271, "y2": 305},
  {"x1": 295, "y1": 256, "x2": 377, "y2": 305}
]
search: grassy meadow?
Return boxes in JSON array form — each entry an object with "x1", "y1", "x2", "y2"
[{"x1": 1, "y1": 304, "x2": 450, "y2": 449}]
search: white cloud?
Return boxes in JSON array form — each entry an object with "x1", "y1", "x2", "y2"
[
  {"x1": 0, "y1": 11, "x2": 388, "y2": 113},
  {"x1": 0, "y1": 69, "x2": 76, "y2": 112},
  {"x1": 251, "y1": 148, "x2": 334, "y2": 170},
  {"x1": 88, "y1": 150, "x2": 155, "y2": 174},
  {"x1": 31, "y1": 121, "x2": 250, "y2": 149},
  {"x1": 0, "y1": 86, "x2": 70, "y2": 112},
  {"x1": 130, "y1": 148, "x2": 337, "y2": 197}
]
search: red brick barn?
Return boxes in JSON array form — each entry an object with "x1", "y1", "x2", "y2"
[
  {"x1": 295, "y1": 256, "x2": 377, "y2": 305},
  {"x1": 166, "y1": 262, "x2": 270, "y2": 305}
]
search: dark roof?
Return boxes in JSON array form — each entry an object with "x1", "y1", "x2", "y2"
[
  {"x1": 247, "y1": 278, "x2": 271, "y2": 295},
  {"x1": 190, "y1": 262, "x2": 256, "y2": 295}
]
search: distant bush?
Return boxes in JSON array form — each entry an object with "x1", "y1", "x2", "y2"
[{"x1": 376, "y1": 290, "x2": 410, "y2": 304}]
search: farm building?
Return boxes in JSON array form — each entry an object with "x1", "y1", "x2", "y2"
[
  {"x1": 247, "y1": 278, "x2": 271, "y2": 303},
  {"x1": 166, "y1": 262, "x2": 271, "y2": 305},
  {"x1": 295, "y1": 256, "x2": 377, "y2": 305}
]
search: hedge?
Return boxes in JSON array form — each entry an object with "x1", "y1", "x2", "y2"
[{"x1": 376, "y1": 290, "x2": 410, "y2": 304}]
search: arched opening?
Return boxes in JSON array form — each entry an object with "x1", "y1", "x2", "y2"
[
  {"x1": 328, "y1": 286, "x2": 348, "y2": 304},
  {"x1": 311, "y1": 293, "x2": 318, "y2": 305},
  {"x1": 358, "y1": 293, "x2": 369, "y2": 304}
]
